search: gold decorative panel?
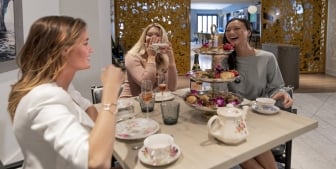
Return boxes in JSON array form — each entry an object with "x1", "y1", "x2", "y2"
[
  {"x1": 261, "y1": 0, "x2": 328, "y2": 73},
  {"x1": 114, "y1": 0, "x2": 190, "y2": 74}
]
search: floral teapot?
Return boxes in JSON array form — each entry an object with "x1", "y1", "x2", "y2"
[{"x1": 207, "y1": 104, "x2": 249, "y2": 144}]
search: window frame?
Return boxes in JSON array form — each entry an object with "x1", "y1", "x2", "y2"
[{"x1": 196, "y1": 14, "x2": 218, "y2": 33}]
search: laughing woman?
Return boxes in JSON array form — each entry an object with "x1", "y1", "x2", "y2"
[
  {"x1": 7, "y1": 16, "x2": 124, "y2": 169},
  {"x1": 220, "y1": 18, "x2": 293, "y2": 169}
]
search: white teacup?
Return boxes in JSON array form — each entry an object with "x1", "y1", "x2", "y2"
[
  {"x1": 256, "y1": 97, "x2": 276, "y2": 107},
  {"x1": 151, "y1": 43, "x2": 169, "y2": 53},
  {"x1": 144, "y1": 133, "x2": 174, "y2": 162}
]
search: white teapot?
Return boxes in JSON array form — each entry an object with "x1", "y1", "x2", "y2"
[{"x1": 207, "y1": 104, "x2": 249, "y2": 144}]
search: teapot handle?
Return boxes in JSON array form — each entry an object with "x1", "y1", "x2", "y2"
[{"x1": 207, "y1": 115, "x2": 221, "y2": 137}]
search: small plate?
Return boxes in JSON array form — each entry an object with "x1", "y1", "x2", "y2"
[
  {"x1": 115, "y1": 118, "x2": 160, "y2": 140},
  {"x1": 251, "y1": 104, "x2": 280, "y2": 115},
  {"x1": 138, "y1": 144, "x2": 181, "y2": 166},
  {"x1": 155, "y1": 92, "x2": 175, "y2": 102},
  {"x1": 117, "y1": 99, "x2": 133, "y2": 110}
]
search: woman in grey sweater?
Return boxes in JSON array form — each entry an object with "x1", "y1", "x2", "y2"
[{"x1": 221, "y1": 18, "x2": 293, "y2": 169}]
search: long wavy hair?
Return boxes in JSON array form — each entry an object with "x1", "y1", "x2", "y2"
[
  {"x1": 127, "y1": 23, "x2": 170, "y2": 73},
  {"x1": 224, "y1": 18, "x2": 253, "y2": 70},
  {"x1": 7, "y1": 16, "x2": 87, "y2": 120}
]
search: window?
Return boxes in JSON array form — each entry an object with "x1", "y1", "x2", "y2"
[{"x1": 197, "y1": 14, "x2": 218, "y2": 33}]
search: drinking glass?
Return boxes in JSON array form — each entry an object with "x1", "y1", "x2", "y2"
[
  {"x1": 141, "y1": 80, "x2": 154, "y2": 119},
  {"x1": 157, "y1": 73, "x2": 167, "y2": 97}
]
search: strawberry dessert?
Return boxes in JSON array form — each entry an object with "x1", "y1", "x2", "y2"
[{"x1": 223, "y1": 43, "x2": 234, "y2": 51}]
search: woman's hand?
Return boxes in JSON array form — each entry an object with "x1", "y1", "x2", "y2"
[
  {"x1": 160, "y1": 42, "x2": 173, "y2": 55},
  {"x1": 271, "y1": 91, "x2": 293, "y2": 108},
  {"x1": 145, "y1": 37, "x2": 160, "y2": 60},
  {"x1": 100, "y1": 65, "x2": 125, "y2": 101}
]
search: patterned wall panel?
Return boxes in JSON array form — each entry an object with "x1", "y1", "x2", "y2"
[
  {"x1": 261, "y1": 0, "x2": 328, "y2": 73},
  {"x1": 114, "y1": 0, "x2": 190, "y2": 74}
]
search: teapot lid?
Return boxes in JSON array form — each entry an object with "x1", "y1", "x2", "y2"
[{"x1": 217, "y1": 104, "x2": 243, "y2": 117}]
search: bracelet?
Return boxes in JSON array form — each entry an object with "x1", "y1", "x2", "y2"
[{"x1": 102, "y1": 103, "x2": 118, "y2": 114}]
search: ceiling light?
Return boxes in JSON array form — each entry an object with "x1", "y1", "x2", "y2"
[{"x1": 247, "y1": 5, "x2": 257, "y2": 14}]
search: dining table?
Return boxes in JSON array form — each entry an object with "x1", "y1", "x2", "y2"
[{"x1": 111, "y1": 88, "x2": 318, "y2": 169}]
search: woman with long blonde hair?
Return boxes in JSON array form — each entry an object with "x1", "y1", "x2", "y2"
[
  {"x1": 120, "y1": 23, "x2": 177, "y2": 97},
  {"x1": 8, "y1": 15, "x2": 124, "y2": 169}
]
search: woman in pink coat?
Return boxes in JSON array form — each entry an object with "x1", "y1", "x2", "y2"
[{"x1": 120, "y1": 23, "x2": 178, "y2": 97}]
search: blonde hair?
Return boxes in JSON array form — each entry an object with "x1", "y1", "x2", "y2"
[
  {"x1": 7, "y1": 16, "x2": 87, "y2": 120},
  {"x1": 127, "y1": 23, "x2": 170, "y2": 72}
]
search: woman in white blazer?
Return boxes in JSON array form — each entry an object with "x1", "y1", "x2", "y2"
[{"x1": 7, "y1": 16, "x2": 124, "y2": 169}]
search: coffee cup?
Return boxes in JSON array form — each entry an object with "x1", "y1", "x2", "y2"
[{"x1": 144, "y1": 133, "x2": 174, "y2": 162}]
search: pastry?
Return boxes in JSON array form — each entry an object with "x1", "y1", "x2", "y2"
[
  {"x1": 220, "y1": 72, "x2": 234, "y2": 79},
  {"x1": 186, "y1": 95, "x2": 197, "y2": 104}
]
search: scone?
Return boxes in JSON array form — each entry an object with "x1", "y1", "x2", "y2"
[{"x1": 186, "y1": 95, "x2": 197, "y2": 104}]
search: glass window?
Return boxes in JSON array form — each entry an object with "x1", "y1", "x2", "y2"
[{"x1": 197, "y1": 14, "x2": 218, "y2": 33}]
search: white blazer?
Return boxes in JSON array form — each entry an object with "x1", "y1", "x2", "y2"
[{"x1": 13, "y1": 83, "x2": 94, "y2": 169}]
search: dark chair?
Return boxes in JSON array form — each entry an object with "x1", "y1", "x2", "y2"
[
  {"x1": 90, "y1": 85, "x2": 122, "y2": 168},
  {"x1": 272, "y1": 108, "x2": 297, "y2": 169},
  {"x1": 0, "y1": 160, "x2": 23, "y2": 169},
  {"x1": 90, "y1": 85, "x2": 103, "y2": 104},
  {"x1": 272, "y1": 88, "x2": 297, "y2": 169}
]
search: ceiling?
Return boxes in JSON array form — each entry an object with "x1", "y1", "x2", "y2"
[{"x1": 190, "y1": 0, "x2": 255, "y2": 10}]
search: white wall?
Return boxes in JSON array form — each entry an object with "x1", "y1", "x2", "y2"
[
  {"x1": 60, "y1": 0, "x2": 112, "y2": 98},
  {"x1": 326, "y1": 0, "x2": 336, "y2": 76},
  {"x1": 0, "y1": 0, "x2": 111, "y2": 164}
]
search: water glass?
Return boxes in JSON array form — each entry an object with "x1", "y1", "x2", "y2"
[{"x1": 160, "y1": 101, "x2": 180, "y2": 125}]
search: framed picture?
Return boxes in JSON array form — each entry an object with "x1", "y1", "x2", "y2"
[{"x1": 0, "y1": 0, "x2": 23, "y2": 73}]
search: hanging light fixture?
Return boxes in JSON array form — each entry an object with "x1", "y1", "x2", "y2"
[{"x1": 247, "y1": 5, "x2": 257, "y2": 14}]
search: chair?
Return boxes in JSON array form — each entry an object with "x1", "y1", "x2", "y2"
[
  {"x1": 272, "y1": 89, "x2": 297, "y2": 169},
  {"x1": 90, "y1": 85, "x2": 122, "y2": 168},
  {"x1": 0, "y1": 160, "x2": 23, "y2": 169},
  {"x1": 90, "y1": 85, "x2": 103, "y2": 104},
  {"x1": 272, "y1": 108, "x2": 297, "y2": 169}
]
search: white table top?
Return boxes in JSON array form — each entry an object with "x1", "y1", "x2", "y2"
[{"x1": 112, "y1": 89, "x2": 318, "y2": 169}]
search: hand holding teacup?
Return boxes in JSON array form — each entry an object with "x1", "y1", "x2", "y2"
[{"x1": 151, "y1": 43, "x2": 169, "y2": 53}]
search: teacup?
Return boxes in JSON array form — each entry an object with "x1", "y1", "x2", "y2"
[
  {"x1": 144, "y1": 133, "x2": 174, "y2": 162},
  {"x1": 255, "y1": 97, "x2": 276, "y2": 107},
  {"x1": 152, "y1": 43, "x2": 169, "y2": 53}
]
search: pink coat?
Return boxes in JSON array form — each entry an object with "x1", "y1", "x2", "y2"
[{"x1": 120, "y1": 53, "x2": 177, "y2": 97}]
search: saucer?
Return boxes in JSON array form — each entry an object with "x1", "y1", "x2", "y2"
[
  {"x1": 115, "y1": 118, "x2": 160, "y2": 140},
  {"x1": 251, "y1": 104, "x2": 280, "y2": 115},
  {"x1": 138, "y1": 144, "x2": 181, "y2": 166},
  {"x1": 155, "y1": 92, "x2": 175, "y2": 102}
]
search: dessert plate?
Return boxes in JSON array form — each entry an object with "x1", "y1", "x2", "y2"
[
  {"x1": 155, "y1": 92, "x2": 175, "y2": 102},
  {"x1": 115, "y1": 118, "x2": 160, "y2": 140},
  {"x1": 138, "y1": 144, "x2": 181, "y2": 166},
  {"x1": 251, "y1": 104, "x2": 280, "y2": 115}
]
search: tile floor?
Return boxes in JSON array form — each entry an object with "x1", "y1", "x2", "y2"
[{"x1": 291, "y1": 92, "x2": 336, "y2": 169}]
